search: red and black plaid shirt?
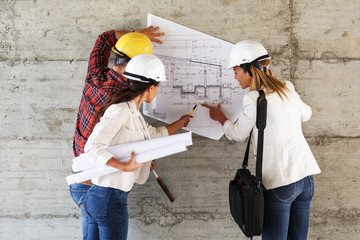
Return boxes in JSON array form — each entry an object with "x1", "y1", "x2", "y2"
[{"x1": 73, "y1": 30, "x2": 127, "y2": 157}]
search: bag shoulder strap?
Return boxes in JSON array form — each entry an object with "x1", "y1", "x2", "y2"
[
  {"x1": 241, "y1": 130, "x2": 252, "y2": 168},
  {"x1": 241, "y1": 90, "x2": 267, "y2": 187}
]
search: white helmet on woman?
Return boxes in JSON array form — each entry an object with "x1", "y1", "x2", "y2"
[
  {"x1": 227, "y1": 40, "x2": 271, "y2": 73},
  {"x1": 123, "y1": 54, "x2": 167, "y2": 86}
]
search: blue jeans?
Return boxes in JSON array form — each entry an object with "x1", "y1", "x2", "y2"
[
  {"x1": 83, "y1": 185, "x2": 129, "y2": 240},
  {"x1": 69, "y1": 183, "x2": 99, "y2": 240},
  {"x1": 262, "y1": 175, "x2": 315, "y2": 240}
]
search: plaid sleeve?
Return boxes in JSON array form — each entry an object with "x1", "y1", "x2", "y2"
[
  {"x1": 87, "y1": 30, "x2": 117, "y2": 76},
  {"x1": 73, "y1": 31, "x2": 125, "y2": 157}
]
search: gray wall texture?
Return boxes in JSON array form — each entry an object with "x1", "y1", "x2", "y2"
[{"x1": 1, "y1": 0, "x2": 360, "y2": 239}]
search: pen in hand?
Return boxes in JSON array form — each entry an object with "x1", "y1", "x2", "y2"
[{"x1": 189, "y1": 104, "x2": 197, "y2": 116}]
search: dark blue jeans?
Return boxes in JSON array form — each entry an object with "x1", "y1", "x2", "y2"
[
  {"x1": 69, "y1": 183, "x2": 98, "y2": 240},
  {"x1": 83, "y1": 185, "x2": 129, "y2": 240},
  {"x1": 262, "y1": 176, "x2": 315, "y2": 240}
]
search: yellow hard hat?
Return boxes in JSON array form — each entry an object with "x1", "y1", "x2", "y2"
[{"x1": 112, "y1": 33, "x2": 153, "y2": 61}]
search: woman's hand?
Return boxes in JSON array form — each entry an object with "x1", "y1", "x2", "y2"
[
  {"x1": 123, "y1": 151, "x2": 144, "y2": 172},
  {"x1": 178, "y1": 114, "x2": 193, "y2": 128},
  {"x1": 107, "y1": 152, "x2": 143, "y2": 172},
  {"x1": 134, "y1": 26, "x2": 165, "y2": 44},
  {"x1": 201, "y1": 103, "x2": 228, "y2": 126},
  {"x1": 166, "y1": 114, "x2": 193, "y2": 135},
  {"x1": 150, "y1": 160, "x2": 156, "y2": 171}
]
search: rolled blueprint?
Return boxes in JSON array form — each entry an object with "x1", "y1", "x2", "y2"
[{"x1": 66, "y1": 132, "x2": 192, "y2": 185}]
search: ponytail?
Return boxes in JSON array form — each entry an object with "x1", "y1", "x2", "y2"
[{"x1": 242, "y1": 59, "x2": 289, "y2": 100}]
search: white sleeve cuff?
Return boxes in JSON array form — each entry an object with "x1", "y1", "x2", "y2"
[
  {"x1": 158, "y1": 126, "x2": 169, "y2": 137},
  {"x1": 223, "y1": 120, "x2": 234, "y2": 141}
]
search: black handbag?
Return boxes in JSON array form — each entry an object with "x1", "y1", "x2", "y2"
[{"x1": 229, "y1": 90, "x2": 267, "y2": 239}]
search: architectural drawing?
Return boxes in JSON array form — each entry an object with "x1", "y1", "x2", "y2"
[{"x1": 146, "y1": 14, "x2": 247, "y2": 140}]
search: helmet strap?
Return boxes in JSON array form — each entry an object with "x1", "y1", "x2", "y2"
[
  {"x1": 114, "y1": 47, "x2": 131, "y2": 64},
  {"x1": 239, "y1": 54, "x2": 269, "y2": 77},
  {"x1": 240, "y1": 62, "x2": 267, "y2": 78},
  {"x1": 123, "y1": 71, "x2": 159, "y2": 86},
  {"x1": 115, "y1": 56, "x2": 130, "y2": 65},
  {"x1": 251, "y1": 54, "x2": 270, "y2": 73},
  {"x1": 252, "y1": 61, "x2": 267, "y2": 73}
]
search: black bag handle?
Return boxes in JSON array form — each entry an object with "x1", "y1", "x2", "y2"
[{"x1": 242, "y1": 90, "x2": 267, "y2": 190}]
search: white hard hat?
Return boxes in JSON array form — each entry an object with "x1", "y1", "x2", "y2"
[
  {"x1": 123, "y1": 54, "x2": 167, "y2": 85},
  {"x1": 227, "y1": 40, "x2": 271, "y2": 71}
]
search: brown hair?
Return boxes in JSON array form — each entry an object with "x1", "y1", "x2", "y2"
[
  {"x1": 242, "y1": 59, "x2": 289, "y2": 100},
  {"x1": 92, "y1": 80, "x2": 153, "y2": 129}
]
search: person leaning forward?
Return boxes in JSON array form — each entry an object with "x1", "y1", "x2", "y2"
[
  {"x1": 69, "y1": 26, "x2": 164, "y2": 240},
  {"x1": 202, "y1": 40, "x2": 321, "y2": 240}
]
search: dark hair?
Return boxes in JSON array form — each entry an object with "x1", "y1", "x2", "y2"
[
  {"x1": 92, "y1": 80, "x2": 153, "y2": 129},
  {"x1": 240, "y1": 63, "x2": 252, "y2": 77}
]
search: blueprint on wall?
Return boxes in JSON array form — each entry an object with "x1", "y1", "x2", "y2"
[{"x1": 145, "y1": 13, "x2": 247, "y2": 140}]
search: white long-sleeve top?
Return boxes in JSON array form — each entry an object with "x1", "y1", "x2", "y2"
[
  {"x1": 84, "y1": 100, "x2": 168, "y2": 192},
  {"x1": 223, "y1": 81, "x2": 321, "y2": 190}
]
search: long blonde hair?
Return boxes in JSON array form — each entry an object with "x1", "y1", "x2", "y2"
[{"x1": 246, "y1": 59, "x2": 288, "y2": 100}]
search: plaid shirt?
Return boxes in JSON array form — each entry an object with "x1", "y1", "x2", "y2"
[{"x1": 73, "y1": 30, "x2": 127, "y2": 157}]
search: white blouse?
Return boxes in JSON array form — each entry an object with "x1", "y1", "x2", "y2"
[
  {"x1": 84, "y1": 100, "x2": 168, "y2": 192},
  {"x1": 223, "y1": 81, "x2": 321, "y2": 189}
]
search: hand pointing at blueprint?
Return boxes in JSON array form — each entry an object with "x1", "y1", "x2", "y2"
[{"x1": 144, "y1": 13, "x2": 248, "y2": 140}]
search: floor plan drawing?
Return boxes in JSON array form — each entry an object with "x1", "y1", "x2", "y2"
[{"x1": 146, "y1": 14, "x2": 247, "y2": 140}]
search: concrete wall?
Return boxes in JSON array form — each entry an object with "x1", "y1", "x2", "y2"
[{"x1": 1, "y1": 0, "x2": 359, "y2": 239}]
